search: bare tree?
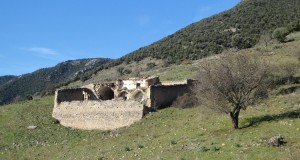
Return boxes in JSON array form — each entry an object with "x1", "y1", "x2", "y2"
[
  {"x1": 195, "y1": 52, "x2": 269, "y2": 129},
  {"x1": 259, "y1": 31, "x2": 272, "y2": 49}
]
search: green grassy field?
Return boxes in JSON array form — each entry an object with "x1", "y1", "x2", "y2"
[
  {"x1": 0, "y1": 92, "x2": 299, "y2": 160},
  {"x1": 1, "y1": 35, "x2": 300, "y2": 160}
]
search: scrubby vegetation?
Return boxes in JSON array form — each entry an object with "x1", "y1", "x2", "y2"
[
  {"x1": 75, "y1": 0, "x2": 300, "y2": 85},
  {"x1": 1, "y1": 31, "x2": 299, "y2": 159},
  {"x1": 118, "y1": 0, "x2": 300, "y2": 63},
  {"x1": 0, "y1": 58, "x2": 111, "y2": 105},
  {"x1": 272, "y1": 20, "x2": 300, "y2": 42},
  {"x1": 172, "y1": 93, "x2": 199, "y2": 109}
]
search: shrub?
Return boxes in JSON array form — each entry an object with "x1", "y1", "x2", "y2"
[
  {"x1": 123, "y1": 69, "x2": 132, "y2": 75},
  {"x1": 138, "y1": 144, "x2": 144, "y2": 149},
  {"x1": 287, "y1": 20, "x2": 300, "y2": 32},
  {"x1": 80, "y1": 75, "x2": 89, "y2": 82},
  {"x1": 211, "y1": 146, "x2": 220, "y2": 151},
  {"x1": 116, "y1": 67, "x2": 124, "y2": 76},
  {"x1": 124, "y1": 146, "x2": 131, "y2": 152},
  {"x1": 269, "y1": 63, "x2": 298, "y2": 85},
  {"x1": 231, "y1": 34, "x2": 252, "y2": 49},
  {"x1": 146, "y1": 62, "x2": 156, "y2": 70},
  {"x1": 26, "y1": 95, "x2": 33, "y2": 100},
  {"x1": 171, "y1": 140, "x2": 177, "y2": 145},
  {"x1": 272, "y1": 27, "x2": 290, "y2": 42},
  {"x1": 199, "y1": 146, "x2": 209, "y2": 152},
  {"x1": 235, "y1": 143, "x2": 242, "y2": 148},
  {"x1": 172, "y1": 93, "x2": 199, "y2": 109},
  {"x1": 116, "y1": 67, "x2": 132, "y2": 75},
  {"x1": 259, "y1": 31, "x2": 272, "y2": 49}
]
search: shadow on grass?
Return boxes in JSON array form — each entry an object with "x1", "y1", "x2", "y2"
[{"x1": 241, "y1": 109, "x2": 300, "y2": 129}]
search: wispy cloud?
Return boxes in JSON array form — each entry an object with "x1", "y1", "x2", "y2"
[
  {"x1": 19, "y1": 47, "x2": 68, "y2": 61},
  {"x1": 25, "y1": 47, "x2": 57, "y2": 55}
]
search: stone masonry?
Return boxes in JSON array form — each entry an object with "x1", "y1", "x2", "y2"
[
  {"x1": 53, "y1": 76, "x2": 195, "y2": 130},
  {"x1": 52, "y1": 100, "x2": 144, "y2": 130}
]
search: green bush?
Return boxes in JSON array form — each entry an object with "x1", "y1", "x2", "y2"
[
  {"x1": 199, "y1": 146, "x2": 210, "y2": 152},
  {"x1": 124, "y1": 146, "x2": 131, "y2": 152},
  {"x1": 287, "y1": 20, "x2": 300, "y2": 32},
  {"x1": 272, "y1": 27, "x2": 290, "y2": 42},
  {"x1": 170, "y1": 140, "x2": 177, "y2": 145},
  {"x1": 146, "y1": 62, "x2": 156, "y2": 70},
  {"x1": 138, "y1": 144, "x2": 144, "y2": 149},
  {"x1": 123, "y1": 69, "x2": 132, "y2": 75}
]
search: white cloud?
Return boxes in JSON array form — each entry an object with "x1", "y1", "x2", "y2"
[
  {"x1": 18, "y1": 47, "x2": 67, "y2": 61},
  {"x1": 26, "y1": 47, "x2": 57, "y2": 55}
]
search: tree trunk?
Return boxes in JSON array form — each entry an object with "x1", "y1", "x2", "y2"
[{"x1": 230, "y1": 111, "x2": 240, "y2": 129}]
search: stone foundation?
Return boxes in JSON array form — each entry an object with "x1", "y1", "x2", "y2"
[{"x1": 52, "y1": 100, "x2": 144, "y2": 130}]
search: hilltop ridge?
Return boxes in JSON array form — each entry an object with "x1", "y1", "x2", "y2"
[{"x1": 0, "y1": 58, "x2": 111, "y2": 105}]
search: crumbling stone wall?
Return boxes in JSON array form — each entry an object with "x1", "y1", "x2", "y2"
[
  {"x1": 56, "y1": 88, "x2": 98, "y2": 103},
  {"x1": 53, "y1": 77, "x2": 195, "y2": 130},
  {"x1": 150, "y1": 84, "x2": 191, "y2": 109},
  {"x1": 53, "y1": 100, "x2": 144, "y2": 130}
]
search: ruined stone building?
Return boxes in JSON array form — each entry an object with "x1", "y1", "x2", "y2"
[{"x1": 53, "y1": 76, "x2": 194, "y2": 130}]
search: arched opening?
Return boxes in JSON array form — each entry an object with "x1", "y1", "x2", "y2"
[
  {"x1": 118, "y1": 91, "x2": 129, "y2": 100},
  {"x1": 132, "y1": 90, "x2": 144, "y2": 102},
  {"x1": 96, "y1": 86, "x2": 114, "y2": 100}
]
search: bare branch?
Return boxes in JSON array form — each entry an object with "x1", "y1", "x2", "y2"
[{"x1": 194, "y1": 52, "x2": 269, "y2": 129}]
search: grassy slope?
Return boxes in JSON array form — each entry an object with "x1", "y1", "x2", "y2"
[
  {"x1": 0, "y1": 94, "x2": 299, "y2": 159},
  {"x1": 1, "y1": 39, "x2": 300, "y2": 159},
  {"x1": 69, "y1": 39, "x2": 300, "y2": 88}
]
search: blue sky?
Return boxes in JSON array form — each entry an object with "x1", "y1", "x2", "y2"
[{"x1": 0, "y1": 0, "x2": 240, "y2": 76}]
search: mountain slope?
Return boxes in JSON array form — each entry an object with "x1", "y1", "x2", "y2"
[
  {"x1": 114, "y1": 0, "x2": 300, "y2": 64},
  {"x1": 75, "y1": 0, "x2": 300, "y2": 85},
  {"x1": 0, "y1": 75, "x2": 16, "y2": 87},
  {"x1": 0, "y1": 58, "x2": 111, "y2": 105}
]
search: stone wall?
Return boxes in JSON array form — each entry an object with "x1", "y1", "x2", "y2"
[
  {"x1": 150, "y1": 84, "x2": 190, "y2": 109},
  {"x1": 52, "y1": 100, "x2": 144, "y2": 130},
  {"x1": 56, "y1": 88, "x2": 98, "y2": 103},
  {"x1": 52, "y1": 77, "x2": 196, "y2": 130}
]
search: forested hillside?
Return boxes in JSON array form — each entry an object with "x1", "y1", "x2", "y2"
[
  {"x1": 99, "y1": 0, "x2": 300, "y2": 68},
  {"x1": 0, "y1": 76, "x2": 16, "y2": 87},
  {"x1": 0, "y1": 58, "x2": 111, "y2": 105}
]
